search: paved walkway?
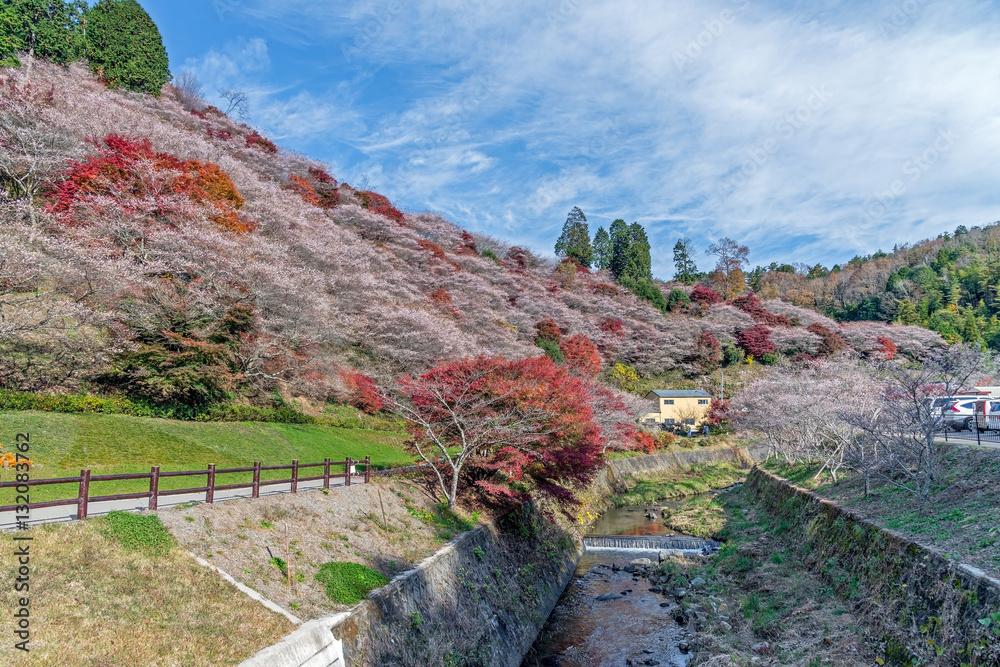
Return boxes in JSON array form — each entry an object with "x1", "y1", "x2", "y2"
[{"x1": 0, "y1": 475, "x2": 363, "y2": 531}]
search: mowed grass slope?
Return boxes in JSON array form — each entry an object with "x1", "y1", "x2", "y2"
[
  {"x1": 0, "y1": 517, "x2": 293, "y2": 666},
  {"x1": 0, "y1": 411, "x2": 413, "y2": 504}
]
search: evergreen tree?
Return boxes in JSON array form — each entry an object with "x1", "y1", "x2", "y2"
[
  {"x1": 673, "y1": 237, "x2": 698, "y2": 284},
  {"x1": 622, "y1": 222, "x2": 652, "y2": 282},
  {"x1": 593, "y1": 226, "x2": 611, "y2": 270},
  {"x1": 896, "y1": 300, "x2": 920, "y2": 325},
  {"x1": 608, "y1": 218, "x2": 630, "y2": 280},
  {"x1": 962, "y1": 310, "x2": 982, "y2": 344},
  {"x1": 86, "y1": 0, "x2": 170, "y2": 95},
  {"x1": 553, "y1": 206, "x2": 593, "y2": 268},
  {"x1": 2, "y1": 0, "x2": 87, "y2": 67}
]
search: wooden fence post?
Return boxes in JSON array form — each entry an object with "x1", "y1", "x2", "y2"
[
  {"x1": 252, "y1": 461, "x2": 261, "y2": 499},
  {"x1": 323, "y1": 458, "x2": 331, "y2": 490},
  {"x1": 207, "y1": 464, "x2": 216, "y2": 504},
  {"x1": 345, "y1": 457, "x2": 352, "y2": 487},
  {"x1": 364, "y1": 456, "x2": 371, "y2": 484},
  {"x1": 291, "y1": 459, "x2": 299, "y2": 494},
  {"x1": 77, "y1": 469, "x2": 90, "y2": 520},
  {"x1": 149, "y1": 466, "x2": 160, "y2": 510}
]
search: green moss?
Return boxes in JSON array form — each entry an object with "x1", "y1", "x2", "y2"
[{"x1": 314, "y1": 562, "x2": 390, "y2": 605}]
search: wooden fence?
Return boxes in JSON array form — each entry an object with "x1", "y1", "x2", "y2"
[{"x1": 0, "y1": 456, "x2": 370, "y2": 520}]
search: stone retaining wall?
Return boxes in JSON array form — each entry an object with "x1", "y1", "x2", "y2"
[
  {"x1": 239, "y1": 504, "x2": 580, "y2": 667},
  {"x1": 747, "y1": 468, "x2": 1000, "y2": 663}
]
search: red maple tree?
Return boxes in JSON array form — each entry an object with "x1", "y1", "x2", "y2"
[{"x1": 560, "y1": 334, "x2": 602, "y2": 376}]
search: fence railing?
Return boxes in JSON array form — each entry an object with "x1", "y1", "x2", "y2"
[{"x1": 0, "y1": 456, "x2": 370, "y2": 520}]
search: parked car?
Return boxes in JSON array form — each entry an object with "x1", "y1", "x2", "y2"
[
  {"x1": 972, "y1": 400, "x2": 1000, "y2": 431},
  {"x1": 942, "y1": 397, "x2": 987, "y2": 430}
]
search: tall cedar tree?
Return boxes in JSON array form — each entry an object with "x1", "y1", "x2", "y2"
[
  {"x1": 623, "y1": 222, "x2": 652, "y2": 281},
  {"x1": 2, "y1": 0, "x2": 87, "y2": 67},
  {"x1": 608, "y1": 218, "x2": 630, "y2": 280},
  {"x1": 673, "y1": 237, "x2": 698, "y2": 284},
  {"x1": 593, "y1": 226, "x2": 611, "y2": 270},
  {"x1": 86, "y1": 0, "x2": 170, "y2": 95},
  {"x1": 554, "y1": 206, "x2": 594, "y2": 268}
]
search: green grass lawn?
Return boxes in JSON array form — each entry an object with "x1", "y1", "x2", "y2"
[{"x1": 0, "y1": 411, "x2": 414, "y2": 505}]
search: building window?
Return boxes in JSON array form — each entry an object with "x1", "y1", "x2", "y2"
[
  {"x1": 684, "y1": 418, "x2": 696, "y2": 425},
  {"x1": 663, "y1": 399, "x2": 675, "y2": 405},
  {"x1": 698, "y1": 399, "x2": 709, "y2": 405},
  {"x1": 664, "y1": 419, "x2": 676, "y2": 426}
]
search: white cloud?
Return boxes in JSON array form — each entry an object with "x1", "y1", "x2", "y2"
[{"x1": 190, "y1": 0, "x2": 1000, "y2": 274}]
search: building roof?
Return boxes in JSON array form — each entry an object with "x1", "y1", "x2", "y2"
[{"x1": 647, "y1": 390, "x2": 712, "y2": 398}]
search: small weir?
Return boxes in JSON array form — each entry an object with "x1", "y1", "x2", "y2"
[
  {"x1": 583, "y1": 535, "x2": 720, "y2": 553},
  {"x1": 522, "y1": 496, "x2": 720, "y2": 667}
]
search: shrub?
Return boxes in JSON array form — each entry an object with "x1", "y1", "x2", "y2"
[
  {"x1": 690, "y1": 284, "x2": 722, "y2": 306},
  {"x1": 534, "y1": 317, "x2": 562, "y2": 344},
  {"x1": 314, "y1": 561, "x2": 390, "y2": 605},
  {"x1": 481, "y1": 248, "x2": 500, "y2": 263},
  {"x1": 600, "y1": 317, "x2": 625, "y2": 337},
  {"x1": 86, "y1": 0, "x2": 171, "y2": 95},
  {"x1": 341, "y1": 372, "x2": 383, "y2": 413},
  {"x1": 722, "y1": 344, "x2": 746, "y2": 367},
  {"x1": 634, "y1": 430, "x2": 656, "y2": 453},
  {"x1": 759, "y1": 353, "x2": 778, "y2": 365},
  {"x1": 99, "y1": 511, "x2": 175, "y2": 556},
  {"x1": 358, "y1": 190, "x2": 404, "y2": 224},
  {"x1": 691, "y1": 330, "x2": 721, "y2": 372},
  {"x1": 807, "y1": 322, "x2": 847, "y2": 357},
  {"x1": 416, "y1": 239, "x2": 447, "y2": 261},
  {"x1": 286, "y1": 174, "x2": 319, "y2": 206},
  {"x1": 45, "y1": 134, "x2": 250, "y2": 232},
  {"x1": 245, "y1": 130, "x2": 278, "y2": 154},
  {"x1": 205, "y1": 128, "x2": 232, "y2": 141},
  {"x1": 590, "y1": 283, "x2": 620, "y2": 297},
  {"x1": 609, "y1": 362, "x2": 641, "y2": 393},
  {"x1": 619, "y1": 276, "x2": 667, "y2": 312},
  {"x1": 736, "y1": 325, "x2": 776, "y2": 358},
  {"x1": 536, "y1": 339, "x2": 564, "y2": 363},
  {"x1": 731, "y1": 292, "x2": 793, "y2": 326},
  {"x1": 307, "y1": 167, "x2": 340, "y2": 208},
  {"x1": 458, "y1": 231, "x2": 478, "y2": 255},
  {"x1": 560, "y1": 334, "x2": 601, "y2": 376},
  {"x1": 667, "y1": 288, "x2": 691, "y2": 312},
  {"x1": 877, "y1": 336, "x2": 897, "y2": 361}
]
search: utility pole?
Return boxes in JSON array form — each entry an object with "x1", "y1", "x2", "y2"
[{"x1": 720, "y1": 370, "x2": 725, "y2": 401}]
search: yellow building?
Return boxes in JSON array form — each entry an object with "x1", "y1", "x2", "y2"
[{"x1": 641, "y1": 390, "x2": 712, "y2": 427}]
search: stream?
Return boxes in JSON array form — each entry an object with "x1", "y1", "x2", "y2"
[{"x1": 521, "y1": 497, "x2": 712, "y2": 667}]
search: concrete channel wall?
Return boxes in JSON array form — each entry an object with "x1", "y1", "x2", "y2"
[
  {"x1": 239, "y1": 505, "x2": 581, "y2": 667},
  {"x1": 238, "y1": 446, "x2": 762, "y2": 667},
  {"x1": 747, "y1": 468, "x2": 1000, "y2": 661}
]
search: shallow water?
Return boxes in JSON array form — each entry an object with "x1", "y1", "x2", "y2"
[{"x1": 521, "y1": 500, "x2": 704, "y2": 667}]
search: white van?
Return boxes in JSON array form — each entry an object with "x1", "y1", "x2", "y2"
[{"x1": 972, "y1": 400, "x2": 1000, "y2": 431}]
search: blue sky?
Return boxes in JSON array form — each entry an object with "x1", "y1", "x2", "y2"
[{"x1": 141, "y1": 0, "x2": 1000, "y2": 278}]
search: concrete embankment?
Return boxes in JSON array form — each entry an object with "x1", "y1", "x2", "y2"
[{"x1": 746, "y1": 468, "x2": 1000, "y2": 662}]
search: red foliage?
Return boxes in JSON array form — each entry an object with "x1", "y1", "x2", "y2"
[
  {"x1": 731, "y1": 292, "x2": 793, "y2": 326},
  {"x1": 457, "y1": 231, "x2": 478, "y2": 255},
  {"x1": 690, "y1": 284, "x2": 722, "y2": 306},
  {"x1": 358, "y1": 190, "x2": 405, "y2": 224},
  {"x1": 429, "y1": 288, "x2": 452, "y2": 305},
  {"x1": 546, "y1": 282, "x2": 561, "y2": 294},
  {"x1": 287, "y1": 174, "x2": 320, "y2": 207},
  {"x1": 560, "y1": 334, "x2": 602, "y2": 376},
  {"x1": 189, "y1": 106, "x2": 226, "y2": 119},
  {"x1": 206, "y1": 128, "x2": 232, "y2": 141},
  {"x1": 305, "y1": 167, "x2": 341, "y2": 208},
  {"x1": 877, "y1": 336, "x2": 897, "y2": 361},
  {"x1": 45, "y1": 134, "x2": 252, "y2": 233},
  {"x1": 589, "y1": 283, "x2": 620, "y2": 297},
  {"x1": 245, "y1": 130, "x2": 278, "y2": 154},
  {"x1": 535, "y1": 317, "x2": 562, "y2": 344},
  {"x1": 341, "y1": 372, "x2": 383, "y2": 413},
  {"x1": 417, "y1": 239, "x2": 447, "y2": 261},
  {"x1": 736, "y1": 325, "x2": 776, "y2": 357},
  {"x1": 396, "y1": 355, "x2": 606, "y2": 507},
  {"x1": 634, "y1": 430, "x2": 657, "y2": 453},
  {"x1": 708, "y1": 399, "x2": 730, "y2": 426},
  {"x1": 807, "y1": 322, "x2": 847, "y2": 357},
  {"x1": 505, "y1": 246, "x2": 528, "y2": 270},
  {"x1": 599, "y1": 317, "x2": 625, "y2": 337}
]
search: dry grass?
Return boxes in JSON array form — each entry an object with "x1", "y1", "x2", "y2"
[
  {"x1": 159, "y1": 478, "x2": 480, "y2": 621},
  {"x1": 0, "y1": 520, "x2": 292, "y2": 667}
]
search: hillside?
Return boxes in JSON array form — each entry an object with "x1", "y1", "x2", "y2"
[
  {"x1": 753, "y1": 223, "x2": 1000, "y2": 348},
  {"x1": 0, "y1": 62, "x2": 947, "y2": 426}
]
